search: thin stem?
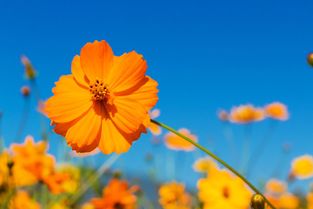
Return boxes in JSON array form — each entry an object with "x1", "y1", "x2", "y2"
[{"x1": 151, "y1": 119, "x2": 276, "y2": 209}]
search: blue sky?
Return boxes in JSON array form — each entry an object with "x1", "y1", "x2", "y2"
[{"x1": 0, "y1": 0, "x2": 312, "y2": 190}]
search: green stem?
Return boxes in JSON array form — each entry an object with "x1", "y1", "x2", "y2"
[{"x1": 151, "y1": 119, "x2": 276, "y2": 209}]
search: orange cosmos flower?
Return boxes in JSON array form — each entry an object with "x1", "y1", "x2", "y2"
[
  {"x1": 290, "y1": 154, "x2": 313, "y2": 179},
  {"x1": 265, "y1": 102, "x2": 289, "y2": 121},
  {"x1": 88, "y1": 178, "x2": 139, "y2": 209},
  {"x1": 265, "y1": 179, "x2": 287, "y2": 195},
  {"x1": 229, "y1": 104, "x2": 264, "y2": 124},
  {"x1": 9, "y1": 191, "x2": 40, "y2": 209},
  {"x1": 10, "y1": 136, "x2": 55, "y2": 186},
  {"x1": 159, "y1": 182, "x2": 192, "y2": 209},
  {"x1": 44, "y1": 40, "x2": 158, "y2": 154},
  {"x1": 164, "y1": 128, "x2": 197, "y2": 151}
]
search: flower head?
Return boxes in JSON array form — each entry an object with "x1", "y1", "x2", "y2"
[
  {"x1": 10, "y1": 136, "x2": 55, "y2": 186},
  {"x1": 9, "y1": 191, "x2": 40, "y2": 209},
  {"x1": 193, "y1": 157, "x2": 219, "y2": 174},
  {"x1": 265, "y1": 179, "x2": 287, "y2": 195},
  {"x1": 264, "y1": 102, "x2": 289, "y2": 121},
  {"x1": 290, "y1": 154, "x2": 313, "y2": 180},
  {"x1": 88, "y1": 178, "x2": 139, "y2": 209},
  {"x1": 229, "y1": 104, "x2": 264, "y2": 124},
  {"x1": 164, "y1": 128, "x2": 197, "y2": 151},
  {"x1": 197, "y1": 168, "x2": 252, "y2": 209},
  {"x1": 308, "y1": 53, "x2": 313, "y2": 67},
  {"x1": 44, "y1": 40, "x2": 158, "y2": 154},
  {"x1": 159, "y1": 182, "x2": 191, "y2": 209}
]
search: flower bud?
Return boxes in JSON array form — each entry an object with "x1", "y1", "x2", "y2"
[
  {"x1": 251, "y1": 194, "x2": 265, "y2": 209},
  {"x1": 21, "y1": 55, "x2": 36, "y2": 80},
  {"x1": 21, "y1": 86, "x2": 31, "y2": 97}
]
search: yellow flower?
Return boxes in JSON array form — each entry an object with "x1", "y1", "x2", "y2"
[
  {"x1": 193, "y1": 157, "x2": 219, "y2": 174},
  {"x1": 159, "y1": 182, "x2": 191, "y2": 209},
  {"x1": 9, "y1": 191, "x2": 40, "y2": 209},
  {"x1": 44, "y1": 40, "x2": 158, "y2": 154},
  {"x1": 44, "y1": 164, "x2": 80, "y2": 194},
  {"x1": 265, "y1": 179, "x2": 287, "y2": 195},
  {"x1": 307, "y1": 192, "x2": 313, "y2": 209},
  {"x1": 0, "y1": 151, "x2": 11, "y2": 187},
  {"x1": 10, "y1": 136, "x2": 55, "y2": 186},
  {"x1": 229, "y1": 104, "x2": 264, "y2": 124},
  {"x1": 164, "y1": 128, "x2": 197, "y2": 151},
  {"x1": 290, "y1": 154, "x2": 313, "y2": 179},
  {"x1": 148, "y1": 109, "x2": 162, "y2": 136},
  {"x1": 264, "y1": 102, "x2": 289, "y2": 121},
  {"x1": 197, "y1": 168, "x2": 252, "y2": 209}
]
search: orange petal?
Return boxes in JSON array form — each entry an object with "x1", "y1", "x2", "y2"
[
  {"x1": 98, "y1": 118, "x2": 132, "y2": 154},
  {"x1": 80, "y1": 40, "x2": 113, "y2": 81},
  {"x1": 108, "y1": 97, "x2": 147, "y2": 134},
  {"x1": 108, "y1": 51, "x2": 147, "y2": 93},
  {"x1": 71, "y1": 55, "x2": 89, "y2": 87},
  {"x1": 65, "y1": 104, "x2": 102, "y2": 152},
  {"x1": 117, "y1": 77, "x2": 158, "y2": 112},
  {"x1": 44, "y1": 75, "x2": 92, "y2": 123}
]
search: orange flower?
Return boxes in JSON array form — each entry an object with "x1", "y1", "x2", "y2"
[
  {"x1": 308, "y1": 53, "x2": 313, "y2": 67},
  {"x1": 265, "y1": 102, "x2": 289, "y2": 121},
  {"x1": 265, "y1": 179, "x2": 287, "y2": 195},
  {"x1": 9, "y1": 191, "x2": 40, "y2": 209},
  {"x1": 164, "y1": 128, "x2": 197, "y2": 151},
  {"x1": 148, "y1": 109, "x2": 162, "y2": 136},
  {"x1": 290, "y1": 154, "x2": 313, "y2": 179},
  {"x1": 88, "y1": 178, "x2": 139, "y2": 209},
  {"x1": 44, "y1": 40, "x2": 158, "y2": 154},
  {"x1": 193, "y1": 157, "x2": 219, "y2": 174},
  {"x1": 10, "y1": 136, "x2": 55, "y2": 186},
  {"x1": 159, "y1": 182, "x2": 192, "y2": 209},
  {"x1": 278, "y1": 193, "x2": 299, "y2": 209},
  {"x1": 229, "y1": 104, "x2": 264, "y2": 124}
]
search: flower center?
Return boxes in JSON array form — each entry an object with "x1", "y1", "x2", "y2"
[
  {"x1": 222, "y1": 187, "x2": 230, "y2": 199},
  {"x1": 89, "y1": 79, "x2": 110, "y2": 102}
]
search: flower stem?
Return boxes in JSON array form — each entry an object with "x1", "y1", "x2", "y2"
[{"x1": 151, "y1": 119, "x2": 276, "y2": 209}]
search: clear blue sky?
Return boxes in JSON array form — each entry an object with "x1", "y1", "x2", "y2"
[{"x1": 0, "y1": 0, "x2": 312, "y2": 190}]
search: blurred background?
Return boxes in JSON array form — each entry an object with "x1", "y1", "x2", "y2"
[{"x1": 0, "y1": 0, "x2": 313, "y2": 193}]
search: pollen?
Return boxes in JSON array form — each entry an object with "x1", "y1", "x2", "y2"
[{"x1": 89, "y1": 79, "x2": 110, "y2": 102}]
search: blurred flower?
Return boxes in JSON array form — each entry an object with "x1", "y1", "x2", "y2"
[
  {"x1": 87, "y1": 178, "x2": 139, "y2": 209},
  {"x1": 49, "y1": 202, "x2": 71, "y2": 209},
  {"x1": 229, "y1": 104, "x2": 265, "y2": 124},
  {"x1": 44, "y1": 40, "x2": 158, "y2": 154},
  {"x1": 0, "y1": 151, "x2": 11, "y2": 187},
  {"x1": 217, "y1": 109, "x2": 229, "y2": 121},
  {"x1": 277, "y1": 193, "x2": 299, "y2": 209},
  {"x1": 21, "y1": 55, "x2": 36, "y2": 80},
  {"x1": 193, "y1": 157, "x2": 218, "y2": 174},
  {"x1": 290, "y1": 154, "x2": 313, "y2": 180},
  {"x1": 159, "y1": 182, "x2": 191, "y2": 209},
  {"x1": 148, "y1": 109, "x2": 162, "y2": 136},
  {"x1": 307, "y1": 192, "x2": 313, "y2": 209},
  {"x1": 44, "y1": 163, "x2": 80, "y2": 194},
  {"x1": 81, "y1": 203, "x2": 95, "y2": 209},
  {"x1": 264, "y1": 102, "x2": 289, "y2": 121},
  {"x1": 20, "y1": 86, "x2": 31, "y2": 97},
  {"x1": 9, "y1": 191, "x2": 40, "y2": 209},
  {"x1": 10, "y1": 136, "x2": 55, "y2": 186},
  {"x1": 308, "y1": 53, "x2": 313, "y2": 67},
  {"x1": 164, "y1": 128, "x2": 197, "y2": 151},
  {"x1": 197, "y1": 168, "x2": 252, "y2": 209},
  {"x1": 265, "y1": 179, "x2": 287, "y2": 195}
]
